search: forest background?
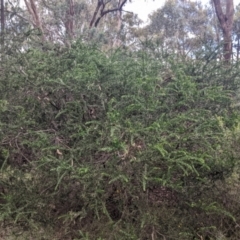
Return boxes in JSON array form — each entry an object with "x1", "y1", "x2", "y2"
[{"x1": 1, "y1": 0, "x2": 240, "y2": 239}]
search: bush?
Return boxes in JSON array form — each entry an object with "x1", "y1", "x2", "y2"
[{"x1": 0, "y1": 41, "x2": 240, "y2": 239}]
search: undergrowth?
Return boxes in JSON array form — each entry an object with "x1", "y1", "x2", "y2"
[{"x1": 0, "y1": 41, "x2": 240, "y2": 239}]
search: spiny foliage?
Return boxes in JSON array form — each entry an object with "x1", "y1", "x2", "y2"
[{"x1": 0, "y1": 41, "x2": 240, "y2": 239}]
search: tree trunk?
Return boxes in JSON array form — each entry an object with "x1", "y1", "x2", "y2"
[
  {"x1": 65, "y1": 0, "x2": 74, "y2": 38},
  {"x1": 1, "y1": 0, "x2": 4, "y2": 45},
  {"x1": 212, "y1": 0, "x2": 234, "y2": 63},
  {"x1": 237, "y1": 35, "x2": 240, "y2": 61},
  {"x1": 24, "y1": 0, "x2": 45, "y2": 41},
  {"x1": 113, "y1": 7, "x2": 123, "y2": 47}
]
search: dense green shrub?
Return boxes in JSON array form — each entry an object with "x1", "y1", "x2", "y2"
[{"x1": 0, "y1": 41, "x2": 240, "y2": 239}]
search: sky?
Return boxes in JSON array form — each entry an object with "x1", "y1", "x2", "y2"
[{"x1": 125, "y1": 0, "x2": 240, "y2": 23}]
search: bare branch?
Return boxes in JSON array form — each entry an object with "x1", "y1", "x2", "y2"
[{"x1": 94, "y1": 0, "x2": 128, "y2": 28}]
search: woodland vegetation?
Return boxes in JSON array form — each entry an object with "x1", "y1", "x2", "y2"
[{"x1": 1, "y1": 0, "x2": 240, "y2": 239}]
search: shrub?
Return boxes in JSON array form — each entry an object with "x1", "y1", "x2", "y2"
[{"x1": 0, "y1": 41, "x2": 240, "y2": 239}]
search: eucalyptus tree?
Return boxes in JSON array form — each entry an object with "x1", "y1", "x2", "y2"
[
  {"x1": 1, "y1": 0, "x2": 4, "y2": 35},
  {"x1": 144, "y1": 0, "x2": 223, "y2": 59},
  {"x1": 146, "y1": 0, "x2": 205, "y2": 56},
  {"x1": 212, "y1": 0, "x2": 234, "y2": 63},
  {"x1": 233, "y1": 3, "x2": 240, "y2": 60},
  {"x1": 17, "y1": 0, "x2": 138, "y2": 48},
  {"x1": 0, "y1": 0, "x2": 32, "y2": 53}
]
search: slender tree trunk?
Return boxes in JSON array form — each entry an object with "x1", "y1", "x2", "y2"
[
  {"x1": 224, "y1": 30, "x2": 232, "y2": 61},
  {"x1": 113, "y1": 8, "x2": 122, "y2": 47},
  {"x1": 24, "y1": 0, "x2": 46, "y2": 41},
  {"x1": 211, "y1": 0, "x2": 221, "y2": 60},
  {"x1": 65, "y1": 0, "x2": 74, "y2": 38},
  {"x1": 89, "y1": 0, "x2": 101, "y2": 28},
  {"x1": 1, "y1": 0, "x2": 4, "y2": 45},
  {"x1": 212, "y1": 0, "x2": 234, "y2": 63},
  {"x1": 237, "y1": 36, "x2": 240, "y2": 61}
]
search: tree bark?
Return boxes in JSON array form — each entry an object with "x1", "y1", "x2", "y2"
[
  {"x1": 212, "y1": 0, "x2": 234, "y2": 63},
  {"x1": 65, "y1": 0, "x2": 74, "y2": 38},
  {"x1": 89, "y1": 0, "x2": 102, "y2": 28},
  {"x1": 237, "y1": 35, "x2": 240, "y2": 61},
  {"x1": 1, "y1": 0, "x2": 4, "y2": 45},
  {"x1": 113, "y1": 1, "x2": 123, "y2": 47},
  {"x1": 24, "y1": 0, "x2": 46, "y2": 41}
]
